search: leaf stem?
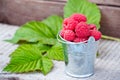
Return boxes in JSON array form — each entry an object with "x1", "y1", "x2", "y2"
[{"x1": 102, "y1": 35, "x2": 120, "y2": 42}]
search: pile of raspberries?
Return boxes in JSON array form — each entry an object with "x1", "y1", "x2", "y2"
[{"x1": 60, "y1": 13, "x2": 102, "y2": 43}]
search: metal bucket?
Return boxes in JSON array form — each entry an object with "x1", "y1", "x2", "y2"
[{"x1": 57, "y1": 34, "x2": 99, "y2": 78}]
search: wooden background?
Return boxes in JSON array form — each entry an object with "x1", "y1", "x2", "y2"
[{"x1": 0, "y1": 0, "x2": 120, "y2": 38}]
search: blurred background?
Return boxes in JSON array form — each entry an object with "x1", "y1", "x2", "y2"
[
  {"x1": 0, "y1": 0, "x2": 120, "y2": 37},
  {"x1": 0, "y1": 0, "x2": 120, "y2": 80}
]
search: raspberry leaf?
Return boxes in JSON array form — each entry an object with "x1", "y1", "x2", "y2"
[
  {"x1": 46, "y1": 43, "x2": 64, "y2": 61},
  {"x1": 64, "y1": 0, "x2": 101, "y2": 29},
  {"x1": 10, "y1": 43, "x2": 51, "y2": 57},
  {"x1": 6, "y1": 21, "x2": 55, "y2": 44},
  {"x1": 3, "y1": 44, "x2": 53, "y2": 74},
  {"x1": 42, "y1": 15, "x2": 63, "y2": 37},
  {"x1": 41, "y1": 57, "x2": 53, "y2": 75},
  {"x1": 4, "y1": 16, "x2": 64, "y2": 74}
]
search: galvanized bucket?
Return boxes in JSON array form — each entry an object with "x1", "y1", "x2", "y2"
[{"x1": 57, "y1": 34, "x2": 99, "y2": 78}]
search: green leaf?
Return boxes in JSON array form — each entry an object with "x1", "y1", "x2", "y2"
[
  {"x1": 3, "y1": 44, "x2": 53, "y2": 74},
  {"x1": 97, "y1": 52, "x2": 100, "y2": 57},
  {"x1": 10, "y1": 43, "x2": 51, "y2": 57},
  {"x1": 64, "y1": 0, "x2": 101, "y2": 29},
  {"x1": 42, "y1": 15, "x2": 63, "y2": 37},
  {"x1": 38, "y1": 38, "x2": 58, "y2": 45},
  {"x1": 36, "y1": 43, "x2": 51, "y2": 53},
  {"x1": 7, "y1": 21, "x2": 55, "y2": 44},
  {"x1": 46, "y1": 43, "x2": 64, "y2": 61},
  {"x1": 41, "y1": 57, "x2": 53, "y2": 75}
]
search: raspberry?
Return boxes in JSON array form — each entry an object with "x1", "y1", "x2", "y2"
[
  {"x1": 88, "y1": 24, "x2": 97, "y2": 30},
  {"x1": 70, "y1": 13, "x2": 87, "y2": 23},
  {"x1": 63, "y1": 30, "x2": 75, "y2": 41},
  {"x1": 75, "y1": 22, "x2": 90, "y2": 38},
  {"x1": 63, "y1": 18, "x2": 78, "y2": 30},
  {"x1": 90, "y1": 30, "x2": 102, "y2": 41},
  {"x1": 63, "y1": 18, "x2": 69, "y2": 27},
  {"x1": 60, "y1": 29, "x2": 66, "y2": 37},
  {"x1": 74, "y1": 37, "x2": 88, "y2": 43}
]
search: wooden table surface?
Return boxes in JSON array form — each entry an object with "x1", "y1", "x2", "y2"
[{"x1": 0, "y1": 23, "x2": 120, "y2": 80}]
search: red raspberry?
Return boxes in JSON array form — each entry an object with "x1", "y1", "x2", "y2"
[
  {"x1": 70, "y1": 13, "x2": 87, "y2": 23},
  {"x1": 88, "y1": 24, "x2": 97, "y2": 30},
  {"x1": 63, "y1": 18, "x2": 78, "y2": 30},
  {"x1": 60, "y1": 29, "x2": 66, "y2": 37},
  {"x1": 90, "y1": 30, "x2": 102, "y2": 41},
  {"x1": 75, "y1": 22, "x2": 90, "y2": 38},
  {"x1": 74, "y1": 37, "x2": 88, "y2": 43},
  {"x1": 63, "y1": 30, "x2": 75, "y2": 41},
  {"x1": 63, "y1": 18, "x2": 69, "y2": 27}
]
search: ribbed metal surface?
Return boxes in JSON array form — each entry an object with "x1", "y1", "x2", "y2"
[{"x1": 0, "y1": 24, "x2": 120, "y2": 80}]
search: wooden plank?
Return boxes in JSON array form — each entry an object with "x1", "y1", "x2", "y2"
[
  {"x1": 54, "y1": 0, "x2": 120, "y2": 6},
  {"x1": 2, "y1": 0, "x2": 64, "y2": 25},
  {"x1": 0, "y1": 0, "x2": 4, "y2": 22},
  {"x1": 89, "y1": 0, "x2": 120, "y2": 6},
  {"x1": 99, "y1": 6, "x2": 120, "y2": 38},
  {"x1": 0, "y1": 0, "x2": 120, "y2": 38}
]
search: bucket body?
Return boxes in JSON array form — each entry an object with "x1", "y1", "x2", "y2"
[{"x1": 58, "y1": 35, "x2": 98, "y2": 78}]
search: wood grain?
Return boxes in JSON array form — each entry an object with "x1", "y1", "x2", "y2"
[
  {"x1": 2, "y1": 0, "x2": 64, "y2": 25},
  {"x1": 0, "y1": 0, "x2": 120, "y2": 37},
  {"x1": 0, "y1": 0, "x2": 4, "y2": 22},
  {"x1": 89, "y1": 0, "x2": 120, "y2": 6},
  {"x1": 99, "y1": 6, "x2": 120, "y2": 38},
  {"x1": 54, "y1": 0, "x2": 120, "y2": 6}
]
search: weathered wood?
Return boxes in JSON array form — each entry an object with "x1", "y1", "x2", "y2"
[
  {"x1": 99, "y1": 6, "x2": 120, "y2": 38},
  {"x1": 89, "y1": 0, "x2": 120, "y2": 6},
  {"x1": 0, "y1": 24, "x2": 120, "y2": 80},
  {"x1": 55, "y1": 0, "x2": 120, "y2": 6},
  {"x1": 0, "y1": 77, "x2": 20, "y2": 80},
  {"x1": 2, "y1": 0, "x2": 64, "y2": 25},
  {"x1": 0, "y1": 0, "x2": 120, "y2": 38},
  {"x1": 0, "y1": 0, "x2": 4, "y2": 22}
]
